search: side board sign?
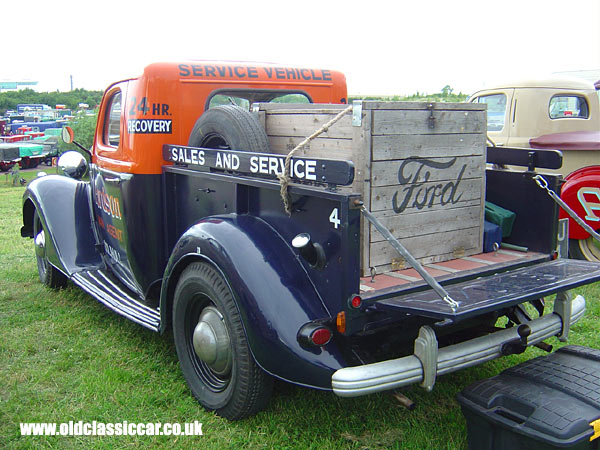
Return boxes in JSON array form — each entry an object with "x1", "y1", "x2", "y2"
[{"x1": 163, "y1": 145, "x2": 354, "y2": 186}]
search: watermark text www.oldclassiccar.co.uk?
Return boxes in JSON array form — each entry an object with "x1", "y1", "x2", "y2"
[{"x1": 20, "y1": 421, "x2": 203, "y2": 437}]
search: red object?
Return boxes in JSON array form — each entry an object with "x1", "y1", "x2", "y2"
[
  {"x1": 560, "y1": 165, "x2": 600, "y2": 239},
  {"x1": 350, "y1": 295, "x2": 362, "y2": 309},
  {"x1": 530, "y1": 130, "x2": 600, "y2": 151},
  {"x1": 0, "y1": 135, "x2": 29, "y2": 143},
  {"x1": 310, "y1": 328, "x2": 332, "y2": 346}
]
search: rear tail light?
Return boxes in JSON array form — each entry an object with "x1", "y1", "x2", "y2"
[
  {"x1": 297, "y1": 323, "x2": 333, "y2": 347},
  {"x1": 349, "y1": 294, "x2": 362, "y2": 309},
  {"x1": 310, "y1": 328, "x2": 332, "y2": 346}
]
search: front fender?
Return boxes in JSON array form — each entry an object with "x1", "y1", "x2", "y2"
[
  {"x1": 160, "y1": 214, "x2": 349, "y2": 389},
  {"x1": 560, "y1": 166, "x2": 600, "y2": 240},
  {"x1": 22, "y1": 175, "x2": 102, "y2": 275}
]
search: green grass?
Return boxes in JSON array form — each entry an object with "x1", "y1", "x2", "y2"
[{"x1": 1, "y1": 175, "x2": 599, "y2": 449}]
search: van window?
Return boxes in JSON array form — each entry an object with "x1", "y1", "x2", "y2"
[
  {"x1": 549, "y1": 95, "x2": 589, "y2": 119},
  {"x1": 474, "y1": 94, "x2": 507, "y2": 131},
  {"x1": 104, "y1": 91, "x2": 122, "y2": 147},
  {"x1": 207, "y1": 90, "x2": 311, "y2": 111}
]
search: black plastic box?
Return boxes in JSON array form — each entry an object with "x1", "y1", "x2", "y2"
[{"x1": 457, "y1": 346, "x2": 600, "y2": 449}]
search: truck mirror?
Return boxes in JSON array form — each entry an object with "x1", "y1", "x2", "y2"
[
  {"x1": 57, "y1": 151, "x2": 87, "y2": 179},
  {"x1": 61, "y1": 126, "x2": 74, "y2": 144}
]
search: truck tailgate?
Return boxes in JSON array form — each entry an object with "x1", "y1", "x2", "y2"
[{"x1": 371, "y1": 259, "x2": 600, "y2": 320}]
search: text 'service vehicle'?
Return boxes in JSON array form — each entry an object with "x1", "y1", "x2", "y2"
[{"x1": 21, "y1": 62, "x2": 600, "y2": 420}]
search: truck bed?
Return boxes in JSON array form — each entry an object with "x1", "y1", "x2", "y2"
[
  {"x1": 360, "y1": 252, "x2": 600, "y2": 321},
  {"x1": 360, "y1": 249, "x2": 545, "y2": 293}
]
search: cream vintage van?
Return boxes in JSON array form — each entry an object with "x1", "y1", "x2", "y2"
[
  {"x1": 469, "y1": 78, "x2": 600, "y2": 261},
  {"x1": 468, "y1": 77, "x2": 599, "y2": 175}
]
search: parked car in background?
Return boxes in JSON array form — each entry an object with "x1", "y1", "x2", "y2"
[{"x1": 469, "y1": 78, "x2": 600, "y2": 261}]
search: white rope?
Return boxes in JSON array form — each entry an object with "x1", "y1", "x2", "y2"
[{"x1": 277, "y1": 105, "x2": 353, "y2": 215}]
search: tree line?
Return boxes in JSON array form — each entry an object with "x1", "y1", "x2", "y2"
[
  {"x1": 0, "y1": 88, "x2": 104, "y2": 115},
  {"x1": 350, "y1": 85, "x2": 468, "y2": 103}
]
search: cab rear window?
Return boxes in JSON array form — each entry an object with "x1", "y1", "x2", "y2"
[
  {"x1": 549, "y1": 95, "x2": 589, "y2": 119},
  {"x1": 207, "y1": 91, "x2": 311, "y2": 111}
]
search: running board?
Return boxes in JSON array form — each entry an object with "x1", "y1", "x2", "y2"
[
  {"x1": 71, "y1": 270, "x2": 160, "y2": 331},
  {"x1": 372, "y1": 259, "x2": 600, "y2": 321}
]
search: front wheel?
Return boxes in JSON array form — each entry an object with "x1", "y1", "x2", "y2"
[
  {"x1": 172, "y1": 262, "x2": 272, "y2": 420},
  {"x1": 33, "y1": 209, "x2": 67, "y2": 288},
  {"x1": 569, "y1": 237, "x2": 600, "y2": 262}
]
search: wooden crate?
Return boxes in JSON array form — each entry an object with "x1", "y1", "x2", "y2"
[{"x1": 256, "y1": 101, "x2": 487, "y2": 275}]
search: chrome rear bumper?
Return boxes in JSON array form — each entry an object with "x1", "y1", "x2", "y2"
[{"x1": 332, "y1": 294, "x2": 585, "y2": 397}]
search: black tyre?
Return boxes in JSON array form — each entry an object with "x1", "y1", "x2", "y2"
[
  {"x1": 33, "y1": 209, "x2": 67, "y2": 288},
  {"x1": 569, "y1": 237, "x2": 600, "y2": 262},
  {"x1": 173, "y1": 262, "x2": 272, "y2": 420},
  {"x1": 188, "y1": 105, "x2": 270, "y2": 152}
]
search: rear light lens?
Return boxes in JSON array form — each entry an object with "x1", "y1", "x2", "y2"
[
  {"x1": 297, "y1": 323, "x2": 333, "y2": 347},
  {"x1": 310, "y1": 328, "x2": 332, "y2": 346},
  {"x1": 349, "y1": 295, "x2": 362, "y2": 309},
  {"x1": 336, "y1": 311, "x2": 346, "y2": 334}
]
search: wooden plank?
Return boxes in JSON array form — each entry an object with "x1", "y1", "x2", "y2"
[
  {"x1": 371, "y1": 155, "x2": 485, "y2": 187},
  {"x1": 354, "y1": 108, "x2": 373, "y2": 275},
  {"x1": 370, "y1": 177, "x2": 483, "y2": 212},
  {"x1": 363, "y1": 101, "x2": 486, "y2": 112},
  {"x1": 368, "y1": 227, "x2": 482, "y2": 268},
  {"x1": 259, "y1": 103, "x2": 349, "y2": 113},
  {"x1": 369, "y1": 206, "x2": 483, "y2": 243},
  {"x1": 265, "y1": 113, "x2": 353, "y2": 139},
  {"x1": 372, "y1": 109, "x2": 485, "y2": 135},
  {"x1": 372, "y1": 133, "x2": 485, "y2": 161},
  {"x1": 266, "y1": 135, "x2": 353, "y2": 159},
  {"x1": 370, "y1": 250, "x2": 477, "y2": 275}
]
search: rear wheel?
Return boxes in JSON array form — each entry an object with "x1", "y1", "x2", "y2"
[
  {"x1": 172, "y1": 262, "x2": 272, "y2": 420},
  {"x1": 33, "y1": 209, "x2": 67, "y2": 288},
  {"x1": 569, "y1": 237, "x2": 600, "y2": 262}
]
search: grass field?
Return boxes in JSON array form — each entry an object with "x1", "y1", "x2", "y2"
[{"x1": 1, "y1": 172, "x2": 599, "y2": 449}]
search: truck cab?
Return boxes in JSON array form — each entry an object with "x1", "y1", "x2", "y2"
[{"x1": 84, "y1": 62, "x2": 348, "y2": 298}]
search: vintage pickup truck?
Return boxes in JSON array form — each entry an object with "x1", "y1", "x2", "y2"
[
  {"x1": 21, "y1": 62, "x2": 600, "y2": 420},
  {"x1": 469, "y1": 78, "x2": 600, "y2": 262}
]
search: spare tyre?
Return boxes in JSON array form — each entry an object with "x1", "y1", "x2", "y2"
[{"x1": 188, "y1": 105, "x2": 270, "y2": 153}]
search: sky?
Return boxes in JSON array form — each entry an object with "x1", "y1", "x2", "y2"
[{"x1": 2, "y1": 0, "x2": 599, "y2": 96}]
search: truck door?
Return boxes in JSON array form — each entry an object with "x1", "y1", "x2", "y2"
[
  {"x1": 91, "y1": 82, "x2": 142, "y2": 294},
  {"x1": 471, "y1": 89, "x2": 514, "y2": 147}
]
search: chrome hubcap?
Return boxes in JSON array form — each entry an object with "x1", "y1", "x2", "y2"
[
  {"x1": 192, "y1": 306, "x2": 232, "y2": 376},
  {"x1": 34, "y1": 230, "x2": 45, "y2": 257}
]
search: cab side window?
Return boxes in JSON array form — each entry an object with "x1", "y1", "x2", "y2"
[
  {"x1": 104, "y1": 91, "x2": 122, "y2": 147},
  {"x1": 474, "y1": 94, "x2": 507, "y2": 132},
  {"x1": 549, "y1": 95, "x2": 589, "y2": 119}
]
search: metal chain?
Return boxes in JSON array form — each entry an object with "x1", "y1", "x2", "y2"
[{"x1": 532, "y1": 174, "x2": 600, "y2": 243}]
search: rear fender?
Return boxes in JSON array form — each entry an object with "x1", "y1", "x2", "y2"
[
  {"x1": 160, "y1": 214, "x2": 349, "y2": 389},
  {"x1": 560, "y1": 166, "x2": 600, "y2": 240},
  {"x1": 22, "y1": 175, "x2": 102, "y2": 275}
]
